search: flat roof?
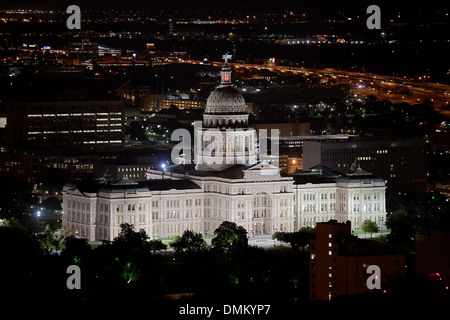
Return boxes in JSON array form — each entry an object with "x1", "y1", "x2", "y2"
[{"x1": 66, "y1": 176, "x2": 202, "y2": 194}]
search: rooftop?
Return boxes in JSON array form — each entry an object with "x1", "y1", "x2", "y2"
[
  {"x1": 164, "y1": 163, "x2": 250, "y2": 179},
  {"x1": 291, "y1": 165, "x2": 343, "y2": 185},
  {"x1": 7, "y1": 76, "x2": 126, "y2": 102}
]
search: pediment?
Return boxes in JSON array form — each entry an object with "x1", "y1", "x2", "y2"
[
  {"x1": 243, "y1": 162, "x2": 280, "y2": 179},
  {"x1": 71, "y1": 188, "x2": 85, "y2": 196},
  {"x1": 245, "y1": 162, "x2": 280, "y2": 171}
]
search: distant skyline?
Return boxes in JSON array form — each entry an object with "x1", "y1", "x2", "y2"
[{"x1": 0, "y1": 0, "x2": 447, "y2": 12}]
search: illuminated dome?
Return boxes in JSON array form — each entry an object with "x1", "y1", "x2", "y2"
[
  {"x1": 205, "y1": 86, "x2": 247, "y2": 115},
  {"x1": 203, "y1": 54, "x2": 248, "y2": 127}
]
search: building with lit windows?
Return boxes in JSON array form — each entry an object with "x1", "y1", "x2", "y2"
[
  {"x1": 0, "y1": 146, "x2": 100, "y2": 183},
  {"x1": 140, "y1": 94, "x2": 206, "y2": 112},
  {"x1": 303, "y1": 137, "x2": 427, "y2": 193},
  {"x1": 122, "y1": 81, "x2": 205, "y2": 113},
  {"x1": 293, "y1": 165, "x2": 387, "y2": 231},
  {"x1": 6, "y1": 99, "x2": 124, "y2": 153},
  {"x1": 309, "y1": 220, "x2": 405, "y2": 300}
]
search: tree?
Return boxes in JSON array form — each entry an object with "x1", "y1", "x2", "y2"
[
  {"x1": 273, "y1": 227, "x2": 315, "y2": 251},
  {"x1": 0, "y1": 179, "x2": 34, "y2": 227},
  {"x1": 147, "y1": 239, "x2": 167, "y2": 254},
  {"x1": 212, "y1": 221, "x2": 248, "y2": 252},
  {"x1": 113, "y1": 223, "x2": 149, "y2": 250},
  {"x1": 107, "y1": 224, "x2": 153, "y2": 285},
  {"x1": 293, "y1": 226, "x2": 316, "y2": 251},
  {"x1": 62, "y1": 235, "x2": 92, "y2": 264},
  {"x1": 361, "y1": 219, "x2": 379, "y2": 237},
  {"x1": 272, "y1": 231, "x2": 289, "y2": 246},
  {"x1": 170, "y1": 230, "x2": 207, "y2": 253},
  {"x1": 272, "y1": 231, "x2": 283, "y2": 245},
  {"x1": 0, "y1": 225, "x2": 43, "y2": 299}
]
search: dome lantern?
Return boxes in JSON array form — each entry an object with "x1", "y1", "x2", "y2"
[
  {"x1": 220, "y1": 53, "x2": 233, "y2": 86},
  {"x1": 204, "y1": 53, "x2": 248, "y2": 119}
]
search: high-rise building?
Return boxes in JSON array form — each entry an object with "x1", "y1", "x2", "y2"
[
  {"x1": 0, "y1": 146, "x2": 100, "y2": 183},
  {"x1": 268, "y1": 134, "x2": 355, "y2": 173},
  {"x1": 309, "y1": 220, "x2": 405, "y2": 300},
  {"x1": 303, "y1": 137, "x2": 427, "y2": 193},
  {"x1": 6, "y1": 99, "x2": 124, "y2": 153},
  {"x1": 416, "y1": 229, "x2": 450, "y2": 286}
]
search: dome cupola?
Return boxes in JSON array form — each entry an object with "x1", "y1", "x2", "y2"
[{"x1": 203, "y1": 53, "x2": 248, "y2": 127}]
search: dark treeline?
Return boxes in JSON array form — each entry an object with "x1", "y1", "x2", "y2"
[{"x1": 0, "y1": 221, "x2": 309, "y2": 305}]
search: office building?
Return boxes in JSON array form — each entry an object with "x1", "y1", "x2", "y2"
[
  {"x1": 6, "y1": 99, "x2": 124, "y2": 153},
  {"x1": 416, "y1": 229, "x2": 450, "y2": 286},
  {"x1": 309, "y1": 220, "x2": 405, "y2": 300},
  {"x1": 303, "y1": 137, "x2": 427, "y2": 192}
]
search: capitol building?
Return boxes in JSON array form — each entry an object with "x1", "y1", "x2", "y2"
[{"x1": 62, "y1": 57, "x2": 387, "y2": 241}]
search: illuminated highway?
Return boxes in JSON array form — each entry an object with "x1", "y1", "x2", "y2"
[{"x1": 186, "y1": 59, "x2": 450, "y2": 118}]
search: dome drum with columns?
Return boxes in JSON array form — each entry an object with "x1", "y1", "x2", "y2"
[{"x1": 203, "y1": 113, "x2": 248, "y2": 128}]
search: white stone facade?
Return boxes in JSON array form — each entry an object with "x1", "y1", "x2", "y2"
[
  {"x1": 62, "y1": 165, "x2": 387, "y2": 241},
  {"x1": 294, "y1": 168, "x2": 387, "y2": 231},
  {"x1": 62, "y1": 163, "x2": 296, "y2": 241}
]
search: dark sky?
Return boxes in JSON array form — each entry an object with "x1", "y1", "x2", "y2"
[
  {"x1": 3, "y1": 0, "x2": 318, "y2": 10},
  {"x1": 1, "y1": 0, "x2": 447, "y2": 11}
]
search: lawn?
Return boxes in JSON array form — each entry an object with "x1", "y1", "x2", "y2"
[{"x1": 352, "y1": 229, "x2": 390, "y2": 235}]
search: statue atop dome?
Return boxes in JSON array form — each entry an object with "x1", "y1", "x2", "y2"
[{"x1": 222, "y1": 52, "x2": 232, "y2": 65}]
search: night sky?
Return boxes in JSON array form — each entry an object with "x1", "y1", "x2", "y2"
[{"x1": 1, "y1": 0, "x2": 447, "y2": 12}]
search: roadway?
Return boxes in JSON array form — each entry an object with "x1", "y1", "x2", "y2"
[{"x1": 186, "y1": 59, "x2": 450, "y2": 117}]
